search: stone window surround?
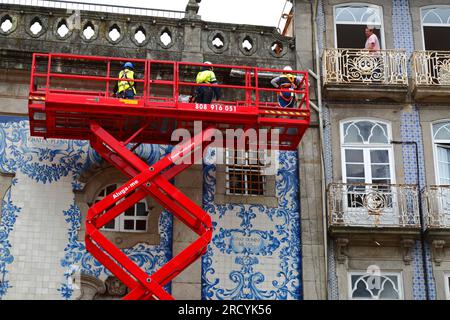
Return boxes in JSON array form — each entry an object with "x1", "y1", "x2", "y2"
[
  {"x1": 410, "y1": 0, "x2": 450, "y2": 51},
  {"x1": 0, "y1": 171, "x2": 15, "y2": 221},
  {"x1": 75, "y1": 164, "x2": 162, "y2": 249},
  {"x1": 329, "y1": 108, "x2": 404, "y2": 184},
  {"x1": 339, "y1": 118, "x2": 396, "y2": 185},
  {"x1": 333, "y1": 239, "x2": 415, "y2": 300},
  {"x1": 347, "y1": 270, "x2": 404, "y2": 300},
  {"x1": 214, "y1": 162, "x2": 277, "y2": 207},
  {"x1": 323, "y1": 0, "x2": 394, "y2": 50}
]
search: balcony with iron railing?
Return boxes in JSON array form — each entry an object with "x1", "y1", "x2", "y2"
[
  {"x1": 328, "y1": 183, "x2": 421, "y2": 239},
  {"x1": 322, "y1": 48, "x2": 409, "y2": 102},
  {"x1": 424, "y1": 186, "x2": 450, "y2": 236},
  {"x1": 412, "y1": 51, "x2": 450, "y2": 102}
]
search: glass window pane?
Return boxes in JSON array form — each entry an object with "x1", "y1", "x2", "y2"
[
  {"x1": 125, "y1": 207, "x2": 135, "y2": 216},
  {"x1": 437, "y1": 146, "x2": 450, "y2": 184},
  {"x1": 433, "y1": 122, "x2": 450, "y2": 141},
  {"x1": 136, "y1": 202, "x2": 147, "y2": 216},
  {"x1": 104, "y1": 219, "x2": 115, "y2": 230},
  {"x1": 369, "y1": 125, "x2": 389, "y2": 143},
  {"x1": 379, "y1": 278, "x2": 399, "y2": 299},
  {"x1": 346, "y1": 164, "x2": 365, "y2": 178},
  {"x1": 106, "y1": 184, "x2": 117, "y2": 195},
  {"x1": 371, "y1": 164, "x2": 391, "y2": 178},
  {"x1": 370, "y1": 150, "x2": 389, "y2": 163},
  {"x1": 345, "y1": 149, "x2": 364, "y2": 162},
  {"x1": 135, "y1": 220, "x2": 147, "y2": 231},
  {"x1": 422, "y1": 8, "x2": 450, "y2": 26},
  {"x1": 124, "y1": 220, "x2": 134, "y2": 230},
  {"x1": 344, "y1": 123, "x2": 364, "y2": 143}
]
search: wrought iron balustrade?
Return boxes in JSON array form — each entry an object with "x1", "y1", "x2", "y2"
[
  {"x1": 328, "y1": 183, "x2": 420, "y2": 228},
  {"x1": 424, "y1": 185, "x2": 450, "y2": 228},
  {"x1": 323, "y1": 48, "x2": 408, "y2": 85},
  {"x1": 413, "y1": 50, "x2": 450, "y2": 86}
]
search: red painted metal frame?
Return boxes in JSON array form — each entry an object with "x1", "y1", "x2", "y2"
[
  {"x1": 27, "y1": 53, "x2": 311, "y2": 300},
  {"x1": 87, "y1": 121, "x2": 214, "y2": 300},
  {"x1": 28, "y1": 53, "x2": 310, "y2": 151}
]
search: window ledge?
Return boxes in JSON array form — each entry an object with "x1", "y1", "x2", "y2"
[{"x1": 214, "y1": 194, "x2": 278, "y2": 208}]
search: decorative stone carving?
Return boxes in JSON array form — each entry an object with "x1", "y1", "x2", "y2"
[
  {"x1": 400, "y1": 239, "x2": 414, "y2": 265},
  {"x1": 130, "y1": 24, "x2": 149, "y2": 47},
  {"x1": 185, "y1": 0, "x2": 201, "y2": 19},
  {"x1": 25, "y1": 15, "x2": 48, "y2": 38},
  {"x1": 106, "y1": 21, "x2": 125, "y2": 45},
  {"x1": 238, "y1": 33, "x2": 258, "y2": 56},
  {"x1": 207, "y1": 30, "x2": 229, "y2": 54},
  {"x1": 431, "y1": 240, "x2": 445, "y2": 266},
  {"x1": 336, "y1": 238, "x2": 349, "y2": 264},
  {"x1": 80, "y1": 20, "x2": 99, "y2": 42},
  {"x1": 158, "y1": 26, "x2": 176, "y2": 49},
  {"x1": 77, "y1": 273, "x2": 106, "y2": 300},
  {"x1": 53, "y1": 17, "x2": 73, "y2": 40},
  {"x1": 105, "y1": 276, "x2": 128, "y2": 297},
  {"x1": 0, "y1": 13, "x2": 18, "y2": 36}
]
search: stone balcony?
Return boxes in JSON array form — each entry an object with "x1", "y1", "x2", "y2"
[
  {"x1": 322, "y1": 48, "x2": 408, "y2": 103},
  {"x1": 327, "y1": 183, "x2": 421, "y2": 244},
  {"x1": 412, "y1": 50, "x2": 450, "y2": 103}
]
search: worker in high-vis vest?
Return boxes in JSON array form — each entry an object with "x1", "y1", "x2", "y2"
[
  {"x1": 116, "y1": 62, "x2": 136, "y2": 99},
  {"x1": 193, "y1": 61, "x2": 221, "y2": 104},
  {"x1": 270, "y1": 66, "x2": 302, "y2": 108}
]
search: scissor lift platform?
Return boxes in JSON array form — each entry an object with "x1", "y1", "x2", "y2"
[{"x1": 27, "y1": 53, "x2": 310, "y2": 300}]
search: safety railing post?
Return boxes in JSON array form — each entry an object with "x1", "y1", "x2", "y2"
[
  {"x1": 45, "y1": 54, "x2": 52, "y2": 95},
  {"x1": 174, "y1": 62, "x2": 178, "y2": 105},
  {"x1": 106, "y1": 59, "x2": 111, "y2": 98},
  {"x1": 30, "y1": 53, "x2": 36, "y2": 93},
  {"x1": 147, "y1": 61, "x2": 152, "y2": 103},
  {"x1": 143, "y1": 60, "x2": 148, "y2": 102},
  {"x1": 254, "y1": 67, "x2": 259, "y2": 110}
]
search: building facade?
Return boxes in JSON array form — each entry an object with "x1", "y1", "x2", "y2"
[{"x1": 0, "y1": 0, "x2": 449, "y2": 300}]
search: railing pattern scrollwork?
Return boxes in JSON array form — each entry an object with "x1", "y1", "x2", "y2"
[
  {"x1": 323, "y1": 48, "x2": 408, "y2": 85},
  {"x1": 413, "y1": 50, "x2": 450, "y2": 86},
  {"x1": 328, "y1": 183, "x2": 420, "y2": 228}
]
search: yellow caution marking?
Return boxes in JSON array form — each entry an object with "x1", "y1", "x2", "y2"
[
  {"x1": 119, "y1": 99, "x2": 139, "y2": 105},
  {"x1": 30, "y1": 96, "x2": 46, "y2": 101}
]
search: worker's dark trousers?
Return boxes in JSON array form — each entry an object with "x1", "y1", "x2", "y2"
[{"x1": 195, "y1": 86, "x2": 214, "y2": 104}]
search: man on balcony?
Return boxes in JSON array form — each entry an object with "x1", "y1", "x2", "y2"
[{"x1": 365, "y1": 26, "x2": 380, "y2": 52}]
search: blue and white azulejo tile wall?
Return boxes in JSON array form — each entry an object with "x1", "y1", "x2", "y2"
[
  {"x1": 0, "y1": 117, "x2": 173, "y2": 300},
  {"x1": 201, "y1": 150, "x2": 302, "y2": 300}
]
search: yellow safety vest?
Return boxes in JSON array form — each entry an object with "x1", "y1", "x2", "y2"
[
  {"x1": 196, "y1": 70, "x2": 217, "y2": 84},
  {"x1": 117, "y1": 69, "x2": 136, "y2": 94}
]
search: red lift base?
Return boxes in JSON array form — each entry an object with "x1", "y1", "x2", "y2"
[{"x1": 86, "y1": 121, "x2": 213, "y2": 300}]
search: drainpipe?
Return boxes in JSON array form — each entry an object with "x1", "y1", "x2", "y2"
[
  {"x1": 309, "y1": 0, "x2": 329, "y2": 299},
  {"x1": 391, "y1": 140, "x2": 430, "y2": 300}
]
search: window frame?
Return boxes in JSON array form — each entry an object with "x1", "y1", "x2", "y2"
[
  {"x1": 347, "y1": 271, "x2": 404, "y2": 300},
  {"x1": 224, "y1": 148, "x2": 267, "y2": 196},
  {"x1": 95, "y1": 183, "x2": 149, "y2": 233},
  {"x1": 340, "y1": 119, "x2": 396, "y2": 185},
  {"x1": 431, "y1": 120, "x2": 450, "y2": 185},
  {"x1": 333, "y1": 3, "x2": 386, "y2": 49},
  {"x1": 445, "y1": 274, "x2": 450, "y2": 300},
  {"x1": 420, "y1": 5, "x2": 450, "y2": 50}
]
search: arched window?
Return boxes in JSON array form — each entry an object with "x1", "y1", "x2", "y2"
[
  {"x1": 421, "y1": 6, "x2": 450, "y2": 50},
  {"x1": 334, "y1": 3, "x2": 384, "y2": 49},
  {"x1": 432, "y1": 121, "x2": 450, "y2": 185},
  {"x1": 349, "y1": 272, "x2": 403, "y2": 300},
  {"x1": 340, "y1": 119, "x2": 394, "y2": 185},
  {"x1": 95, "y1": 183, "x2": 149, "y2": 232}
]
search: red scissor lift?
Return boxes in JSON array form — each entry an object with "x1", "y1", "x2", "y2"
[{"x1": 28, "y1": 53, "x2": 310, "y2": 300}]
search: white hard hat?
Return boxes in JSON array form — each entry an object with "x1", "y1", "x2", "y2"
[
  {"x1": 283, "y1": 66, "x2": 293, "y2": 71},
  {"x1": 204, "y1": 61, "x2": 212, "y2": 65}
]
